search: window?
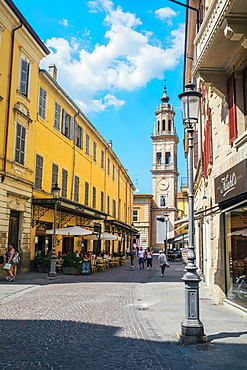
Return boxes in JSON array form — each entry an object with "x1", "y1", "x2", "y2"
[
  {"x1": 86, "y1": 134, "x2": 90, "y2": 155},
  {"x1": 165, "y1": 152, "x2": 171, "y2": 165},
  {"x1": 107, "y1": 158, "x2": 110, "y2": 175},
  {"x1": 156, "y1": 152, "x2": 162, "y2": 164},
  {"x1": 35, "y1": 154, "x2": 43, "y2": 189},
  {"x1": 51, "y1": 163, "x2": 58, "y2": 190},
  {"x1": 101, "y1": 150, "x2": 105, "y2": 169},
  {"x1": 107, "y1": 195, "x2": 110, "y2": 214},
  {"x1": 168, "y1": 120, "x2": 172, "y2": 131},
  {"x1": 203, "y1": 106, "x2": 213, "y2": 178},
  {"x1": 75, "y1": 123, "x2": 82, "y2": 149},
  {"x1": 84, "y1": 181, "x2": 89, "y2": 206},
  {"x1": 112, "y1": 199, "x2": 116, "y2": 218},
  {"x1": 133, "y1": 209, "x2": 139, "y2": 222},
  {"x1": 19, "y1": 59, "x2": 29, "y2": 96},
  {"x1": 162, "y1": 120, "x2": 165, "y2": 131},
  {"x1": 62, "y1": 169, "x2": 68, "y2": 198},
  {"x1": 38, "y1": 86, "x2": 47, "y2": 119},
  {"x1": 157, "y1": 120, "x2": 160, "y2": 132},
  {"x1": 227, "y1": 73, "x2": 238, "y2": 144},
  {"x1": 101, "y1": 191, "x2": 104, "y2": 212},
  {"x1": 74, "y1": 175, "x2": 79, "y2": 202},
  {"x1": 93, "y1": 142, "x2": 97, "y2": 162},
  {"x1": 160, "y1": 195, "x2": 166, "y2": 207},
  {"x1": 62, "y1": 109, "x2": 73, "y2": 139},
  {"x1": 112, "y1": 164, "x2": 115, "y2": 180},
  {"x1": 54, "y1": 102, "x2": 61, "y2": 130},
  {"x1": 92, "y1": 186, "x2": 96, "y2": 209},
  {"x1": 15, "y1": 123, "x2": 26, "y2": 165}
]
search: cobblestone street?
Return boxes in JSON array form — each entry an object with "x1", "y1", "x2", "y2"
[{"x1": 0, "y1": 257, "x2": 247, "y2": 370}]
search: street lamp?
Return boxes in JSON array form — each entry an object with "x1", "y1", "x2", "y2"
[
  {"x1": 178, "y1": 83, "x2": 206, "y2": 344},
  {"x1": 164, "y1": 212, "x2": 169, "y2": 253},
  {"x1": 48, "y1": 183, "x2": 60, "y2": 279}
]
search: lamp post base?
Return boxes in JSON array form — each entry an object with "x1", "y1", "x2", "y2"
[
  {"x1": 177, "y1": 331, "x2": 208, "y2": 345},
  {"x1": 47, "y1": 272, "x2": 57, "y2": 280}
]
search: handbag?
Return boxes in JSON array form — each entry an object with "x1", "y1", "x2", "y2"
[{"x1": 4, "y1": 263, "x2": 11, "y2": 270}]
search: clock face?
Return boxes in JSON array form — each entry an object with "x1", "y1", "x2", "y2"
[{"x1": 158, "y1": 179, "x2": 169, "y2": 190}]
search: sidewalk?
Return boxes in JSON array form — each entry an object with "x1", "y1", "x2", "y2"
[{"x1": 135, "y1": 263, "x2": 247, "y2": 369}]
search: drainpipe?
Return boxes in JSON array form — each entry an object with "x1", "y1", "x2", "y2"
[
  {"x1": 70, "y1": 110, "x2": 80, "y2": 200},
  {"x1": 2, "y1": 21, "x2": 23, "y2": 183}
]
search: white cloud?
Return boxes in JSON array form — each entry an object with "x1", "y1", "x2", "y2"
[
  {"x1": 41, "y1": 3, "x2": 184, "y2": 113},
  {"x1": 59, "y1": 18, "x2": 69, "y2": 27},
  {"x1": 155, "y1": 7, "x2": 178, "y2": 25}
]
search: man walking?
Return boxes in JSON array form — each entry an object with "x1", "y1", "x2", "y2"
[
  {"x1": 138, "y1": 247, "x2": 145, "y2": 269},
  {"x1": 130, "y1": 249, "x2": 135, "y2": 268}
]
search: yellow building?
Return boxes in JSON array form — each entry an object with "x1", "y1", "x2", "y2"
[{"x1": 0, "y1": 0, "x2": 135, "y2": 274}]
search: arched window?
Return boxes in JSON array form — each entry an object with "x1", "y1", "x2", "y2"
[
  {"x1": 165, "y1": 152, "x2": 171, "y2": 165},
  {"x1": 157, "y1": 120, "x2": 160, "y2": 132},
  {"x1": 162, "y1": 119, "x2": 165, "y2": 131},
  {"x1": 168, "y1": 119, "x2": 172, "y2": 131},
  {"x1": 156, "y1": 152, "x2": 162, "y2": 164}
]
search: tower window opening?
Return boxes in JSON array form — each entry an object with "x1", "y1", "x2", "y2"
[
  {"x1": 162, "y1": 120, "x2": 165, "y2": 131},
  {"x1": 156, "y1": 152, "x2": 162, "y2": 164},
  {"x1": 165, "y1": 152, "x2": 171, "y2": 165},
  {"x1": 160, "y1": 195, "x2": 166, "y2": 207},
  {"x1": 168, "y1": 119, "x2": 172, "y2": 131},
  {"x1": 157, "y1": 120, "x2": 160, "y2": 132}
]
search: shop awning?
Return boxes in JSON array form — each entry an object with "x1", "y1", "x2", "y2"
[
  {"x1": 46, "y1": 226, "x2": 93, "y2": 236},
  {"x1": 84, "y1": 232, "x2": 119, "y2": 240}
]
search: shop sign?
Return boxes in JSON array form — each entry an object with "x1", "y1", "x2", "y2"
[{"x1": 214, "y1": 159, "x2": 247, "y2": 203}]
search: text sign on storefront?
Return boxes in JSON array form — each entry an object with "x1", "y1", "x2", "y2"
[{"x1": 214, "y1": 159, "x2": 247, "y2": 203}]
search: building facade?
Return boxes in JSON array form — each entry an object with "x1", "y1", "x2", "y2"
[
  {"x1": 183, "y1": 0, "x2": 247, "y2": 310},
  {"x1": 0, "y1": 0, "x2": 135, "y2": 275},
  {"x1": 150, "y1": 88, "x2": 179, "y2": 251},
  {"x1": 133, "y1": 194, "x2": 153, "y2": 250}
]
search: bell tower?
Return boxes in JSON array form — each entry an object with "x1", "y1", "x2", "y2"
[{"x1": 150, "y1": 87, "x2": 179, "y2": 251}]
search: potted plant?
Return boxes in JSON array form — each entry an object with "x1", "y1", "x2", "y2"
[
  {"x1": 62, "y1": 252, "x2": 82, "y2": 275},
  {"x1": 34, "y1": 255, "x2": 51, "y2": 272}
]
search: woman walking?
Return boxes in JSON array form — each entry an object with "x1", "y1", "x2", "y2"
[
  {"x1": 158, "y1": 250, "x2": 168, "y2": 277},
  {"x1": 145, "y1": 247, "x2": 153, "y2": 270},
  {"x1": 5, "y1": 243, "x2": 16, "y2": 281}
]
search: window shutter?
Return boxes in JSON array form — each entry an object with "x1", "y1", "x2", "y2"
[
  {"x1": 20, "y1": 59, "x2": 29, "y2": 95},
  {"x1": 62, "y1": 109, "x2": 66, "y2": 135},
  {"x1": 75, "y1": 121, "x2": 78, "y2": 145},
  {"x1": 69, "y1": 115, "x2": 73, "y2": 140},
  {"x1": 193, "y1": 130, "x2": 198, "y2": 168},
  {"x1": 227, "y1": 73, "x2": 238, "y2": 144}
]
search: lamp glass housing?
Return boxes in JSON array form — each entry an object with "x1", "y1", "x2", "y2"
[
  {"x1": 52, "y1": 183, "x2": 60, "y2": 199},
  {"x1": 164, "y1": 212, "x2": 169, "y2": 222},
  {"x1": 179, "y1": 84, "x2": 202, "y2": 125}
]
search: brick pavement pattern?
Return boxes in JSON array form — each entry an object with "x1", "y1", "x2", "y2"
[{"x1": 0, "y1": 257, "x2": 247, "y2": 370}]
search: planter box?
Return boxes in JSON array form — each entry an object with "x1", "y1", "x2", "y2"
[{"x1": 62, "y1": 266, "x2": 81, "y2": 275}]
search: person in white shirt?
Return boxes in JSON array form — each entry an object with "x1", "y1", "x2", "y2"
[
  {"x1": 158, "y1": 250, "x2": 168, "y2": 277},
  {"x1": 145, "y1": 247, "x2": 153, "y2": 270},
  {"x1": 138, "y1": 247, "x2": 145, "y2": 269}
]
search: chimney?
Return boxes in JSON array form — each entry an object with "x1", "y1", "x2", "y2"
[
  {"x1": 48, "y1": 64, "x2": 57, "y2": 81},
  {"x1": 108, "y1": 140, "x2": 112, "y2": 149}
]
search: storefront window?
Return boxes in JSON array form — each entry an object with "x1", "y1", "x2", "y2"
[{"x1": 225, "y1": 206, "x2": 247, "y2": 308}]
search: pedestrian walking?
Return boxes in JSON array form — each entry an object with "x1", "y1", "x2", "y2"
[
  {"x1": 5, "y1": 243, "x2": 16, "y2": 281},
  {"x1": 138, "y1": 247, "x2": 145, "y2": 269},
  {"x1": 145, "y1": 247, "x2": 153, "y2": 270},
  {"x1": 158, "y1": 250, "x2": 168, "y2": 277},
  {"x1": 130, "y1": 249, "x2": 135, "y2": 268}
]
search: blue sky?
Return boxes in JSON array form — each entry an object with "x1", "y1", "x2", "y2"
[{"x1": 13, "y1": 0, "x2": 186, "y2": 193}]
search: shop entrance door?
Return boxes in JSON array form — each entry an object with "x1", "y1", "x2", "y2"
[{"x1": 62, "y1": 237, "x2": 74, "y2": 254}]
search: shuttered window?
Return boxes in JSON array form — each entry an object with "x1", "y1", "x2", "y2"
[
  {"x1": 203, "y1": 106, "x2": 213, "y2": 178},
  {"x1": 92, "y1": 186, "x2": 96, "y2": 209},
  {"x1": 54, "y1": 102, "x2": 61, "y2": 130},
  {"x1": 74, "y1": 175, "x2": 79, "y2": 202},
  {"x1": 227, "y1": 73, "x2": 238, "y2": 144},
  {"x1": 15, "y1": 123, "x2": 26, "y2": 165},
  {"x1": 75, "y1": 123, "x2": 82, "y2": 149},
  {"x1": 35, "y1": 154, "x2": 43, "y2": 189},
  {"x1": 51, "y1": 163, "x2": 58, "y2": 191},
  {"x1": 84, "y1": 181, "x2": 89, "y2": 206},
  {"x1": 62, "y1": 169, "x2": 68, "y2": 198},
  {"x1": 19, "y1": 59, "x2": 29, "y2": 96},
  {"x1": 38, "y1": 86, "x2": 47, "y2": 119},
  {"x1": 62, "y1": 109, "x2": 73, "y2": 139}
]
